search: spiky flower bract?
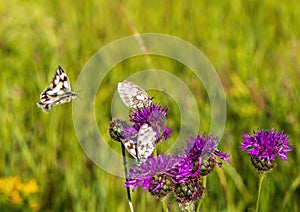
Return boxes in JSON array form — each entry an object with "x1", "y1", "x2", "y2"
[
  {"x1": 109, "y1": 118, "x2": 130, "y2": 142},
  {"x1": 174, "y1": 175, "x2": 206, "y2": 207},
  {"x1": 240, "y1": 129, "x2": 292, "y2": 173}
]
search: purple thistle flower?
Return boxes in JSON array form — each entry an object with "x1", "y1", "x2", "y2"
[
  {"x1": 122, "y1": 125, "x2": 138, "y2": 139},
  {"x1": 168, "y1": 154, "x2": 196, "y2": 184},
  {"x1": 125, "y1": 132, "x2": 230, "y2": 203},
  {"x1": 241, "y1": 129, "x2": 292, "y2": 162},
  {"x1": 170, "y1": 133, "x2": 230, "y2": 205},
  {"x1": 125, "y1": 154, "x2": 181, "y2": 198},
  {"x1": 240, "y1": 129, "x2": 292, "y2": 173},
  {"x1": 129, "y1": 103, "x2": 172, "y2": 142},
  {"x1": 178, "y1": 133, "x2": 230, "y2": 178}
]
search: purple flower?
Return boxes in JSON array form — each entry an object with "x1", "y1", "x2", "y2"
[
  {"x1": 178, "y1": 133, "x2": 230, "y2": 178},
  {"x1": 125, "y1": 154, "x2": 181, "y2": 198},
  {"x1": 125, "y1": 133, "x2": 230, "y2": 203},
  {"x1": 170, "y1": 133, "x2": 229, "y2": 204},
  {"x1": 129, "y1": 103, "x2": 172, "y2": 142},
  {"x1": 122, "y1": 125, "x2": 138, "y2": 139},
  {"x1": 241, "y1": 129, "x2": 292, "y2": 162},
  {"x1": 240, "y1": 129, "x2": 292, "y2": 173}
]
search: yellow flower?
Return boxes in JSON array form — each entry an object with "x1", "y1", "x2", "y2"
[
  {"x1": 0, "y1": 176, "x2": 40, "y2": 208},
  {"x1": 10, "y1": 190, "x2": 23, "y2": 204},
  {"x1": 21, "y1": 179, "x2": 39, "y2": 194},
  {"x1": 30, "y1": 201, "x2": 41, "y2": 211},
  {"x1": 0, "y1": 176, "x2": 22, "y2": 196}
]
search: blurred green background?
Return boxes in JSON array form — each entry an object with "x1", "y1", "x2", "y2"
[{"x1": 1, "y1": 0, "x2": 299, "y2": 211}]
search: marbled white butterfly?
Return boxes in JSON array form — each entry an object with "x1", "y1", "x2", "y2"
[
  {"x1": 121, "y1": 123, "x2": 156, "y2": 162},
  {"x1": 118, "y1": 80, "x2": 152, "y2": 110},
  {"x1": 37, "y1": 66, "x2": 77, "y2": 112}
]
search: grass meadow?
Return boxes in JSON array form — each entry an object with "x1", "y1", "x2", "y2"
[{"x1": 1, "y1": 0, "x2": 299, "y2": 211}]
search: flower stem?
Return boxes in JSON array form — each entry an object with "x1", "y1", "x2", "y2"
[
  {"x1": 255, "y1": 173, "x2": 265, "y2": 212},
  {"x1": 161, "y1": 198, "x2": 169, "y2": 212},
  {"x1": 121, "y1": 143, "x2": 134, "y2": 212}
]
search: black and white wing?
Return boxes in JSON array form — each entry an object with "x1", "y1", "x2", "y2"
[
  {"x1": 118, "y1": 80, "x2": 152, "y2": 110},
  {"x1": 37, "y1": 66, "x2": 77, "y2": 112},
  {"x1": 121, "y1": 128, "x2": 139, "y2": 159},
  {"x1": 121, "y1": 124, "x2": 156, "y2": 162},
  {"x1": 137, "y1": 124, "x2": 156, "y2": 160}
]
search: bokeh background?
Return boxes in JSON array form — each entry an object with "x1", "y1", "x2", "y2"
[{"x1": 1, "y1": 1, "x2": 299, "y2": 211}]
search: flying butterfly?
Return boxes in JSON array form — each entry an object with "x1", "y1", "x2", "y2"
[
  {"x1": 37, "y1": 65, "x2": 77, "y2": 112},
  {"x1": 118, "y1": 80, "x2": 152, "y2": 110},
  {"x1": 121, "y1": 123, "x2": 156, "y2": 162}
]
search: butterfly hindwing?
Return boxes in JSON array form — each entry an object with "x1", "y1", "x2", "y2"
[
  {"x1": 37, "y1": 66, "x2": 77, "y2": 112},
  {"x1": 121, "y1": 128, "x2": 139, "y2": 159},
  {"x1": 121, "y1": 124, "x2": 156, "y2": 161},
  {"x1": 137, "y1": 124, "x2": 156, "y2": 160},
  {"x1": 118, "y1": 80, "x2": 152, "y2": 110}
]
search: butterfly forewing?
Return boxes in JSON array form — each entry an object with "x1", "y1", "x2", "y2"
[
  {"x1": 49, "y1": 67, "x2": 71, "y2": 95},
  {"x1": 118, "y1": 80, "x2": 152, "y2": 110},
  {"x1": 37, "y1": 66, "x2": 77, "y2": 112}
]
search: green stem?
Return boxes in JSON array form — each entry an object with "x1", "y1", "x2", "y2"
[
  {"x1": 161, "y1": 198, "x2": 169, "y2": 212},
  {"x1": 121, "y1": 143, "x2": 134, "y2": 212},
  {"x1": 255, "y1": 173, "x2": 265, "y2": 212}
]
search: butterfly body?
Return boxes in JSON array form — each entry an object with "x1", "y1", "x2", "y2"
[{"x1": 37, "y1": 66, "x2": 77, "y2": 112}]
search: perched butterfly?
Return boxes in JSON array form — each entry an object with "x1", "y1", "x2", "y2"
[
  {"x1": 118, "y1": 80, "x2": 152, "y2": 110},
  {"x1": 37, "y1": 65, "x2": 77, "y2": 112},
  {"x1": 121, "y1": 123, "x2": 156, "y2": 162}
]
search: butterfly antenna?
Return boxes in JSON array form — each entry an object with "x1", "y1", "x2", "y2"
[
  {"x1": 76, "y1": 93, "x2": 83, "y2": 101},
  {"x1": 121, "y1": 143, "x2": 135, "y2": 212},
  {"x1": 75, "y1": 87, "x2": 93, "y2": 101}
]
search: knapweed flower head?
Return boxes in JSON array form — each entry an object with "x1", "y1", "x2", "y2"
[
  {"x1": 170, "y1": 134, "x2": 229, "y2": 207},
  {"x1": 240, "y1": 129, "x2": 292, "y2": 173},
  {"x1": 178, "y1": 133, "x2": 230, "y2": 178},
  {"x1": 130, "y1": 103, "x2": 172, "y2": 142},
  {"x1": 125, "y1": 132, "x2": 230, "y2": 207},
  {"x1": 173, "y1": 174, "x2": 206, "y2": 207},
  {"x1": 125, "y1": 154, "x2": 181, "y2": 198},
  {"x1": 109, "y1": 118, "x2": 130, "y2": 142},
  {"x1": 109, "y1": 103, "x2": 173, "y2": 162}
]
